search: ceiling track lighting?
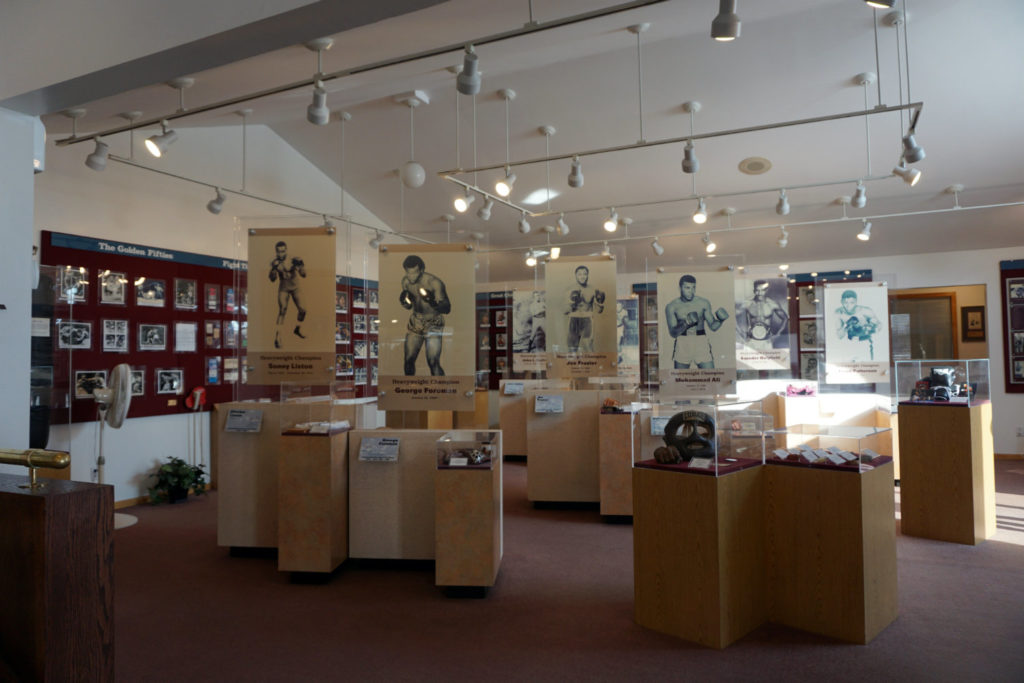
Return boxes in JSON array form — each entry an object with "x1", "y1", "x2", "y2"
[
  {"x1": 651, "y1": 238, "x2": 665, "y2": 256},
  {"x1": 711, "y1": 0, "x2": 741, "y2": 41},
  {"x1": 307, "y1": 80, "x2": 330, "y2": 125},
  {"x1": 477, "y1": 198, "x2": 494, "y2": 221},
  {"x1": 681, "y1": 139, "x2": 699, "y2": 174},
  {"x1": 496, "y1": 165, "x2": 517, "y2": 197},
  {"x1": 778, "y1": 226, "x2": 789, "y2": 248},
  {"x1": 85, "y1": 137, "x2": 109, "y2": 171},
  {"x1": 703, "y1": 232, "x2": 717, "y2": 253},
  {"x1": 776, "y1": 189, "x2": 790, "y2": 216},
  {"x1": 893, "y1": 163, "x2": 921, "y2": 186},
  {"x1": 369, "y1": 231, "x2": 382, "y2": 249},
  {"x1": 395, "y1": 91, "x2": 429, "y2": 188},
  {"x1": 453, "y1": 188, "x2": 475, "y2": 213},
  {"x1": 556, "y1": 214, "x2": 570, "y2": 236},
  {"x1": 144, "y1": 120, "x2": 177, "y2": 158},
  {"x1": 495, "y1": 89, "x2": 517, "y2": 197},
  {"x1": 549, "y1": 246, "x2": 561, "y2": 260},
  {"x1": 456, "y1": 45, "x2": 481, "y2": 95},
  {"x1": 857, "y1": 219, "x2": 872, "y2": 241},
  {"x1": 902, "y1": 130, "x2": 926, "y2": 164},
  {"x1": 567, "y1": 155, "x2": 584, "y2": 188},
  {"x1": 518, "y1": 212, "x2": 531, "y2": 234},
  {"x1": 865, "y1": 0, "x2": 895, "y2": 8},
  {"x1": 603, "y1": 209, "x2": 619, "y2": 232},
  {"x1": 692, "y1": 198, "x2": 708, "y2": 224},
  {"x1": 852, "y1": 182, "x2": 867, "y2": 208},
  {"x1": 206, "y1": 187, "x2": 226, "y2": 215}
]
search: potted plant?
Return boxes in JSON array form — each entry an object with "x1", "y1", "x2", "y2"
[{"x1": 148, "y1": 456, "x2": 207, "y2": 504}]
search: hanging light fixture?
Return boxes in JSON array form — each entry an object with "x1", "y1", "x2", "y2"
[
  {"x1": 144, "y1": 120, "x2": 178, "y2": 157},
  {"x1": 893, "y1": 163, "x2": 922, "y2": 186},
  {"x1": 776, "y1": 189, "x2": 790, "y2": 216},
  {"x1": 550, "y1": 246, "x2": 561, "y2": 260},
  {"x1": 477, "y1": 198, "x2": 494, "y2": 221},
  {"x1": 852, "y1": 182, "x2": 867, "y2": 208},
  {"x1": 456, "y1": 45, "x2": 481, "y2": 95},
  {"x1": 306, "y1": 81, "x2": 330, "y2": 125},
  {"x1": 495, "y1": 165, "x2": 516, "y2": 197},
  {"x1": 556, "y1": 214, "x2": 570, "y2": 236},
  {"x1": 396, "y1": 92, "x2": 428, "y2": 188},
  {"x1": 453, "y1": 188, "x2": 475, "y2": 213},
  {"x1": 601, "y1": 241, "x2": 611, "y2": 256},
  {"x1": 518, "y1": 212, "x2": 531, "y2": 234},
  {"x1": 692, "y1": 198, "x2": 708, "y2": 224},
  {"x1": 865, "y1": 1, "x2": 895, "y2": 8},
  {"x1": 567, "y1": 156, "x2": 584, "y2": 188},
  {"x1": 681, "y1": 140, "x2": 699, "y2": 174},
  {"x1": 206, "y1": 188, "x2": 226, "y2": 215},
  {"x1": 857, "y1": 219, "x2": 872, "y2": 241},
  {"x1": 902, "y1": 130, "x2": 926, "y2": 164},
  {"x1": 703, "y1": 232, "x2": 717, "y2": 253},
  {"x1": 603, "y1": 209, "x2": 619, "y2": 232},
  {"x1": 711, "y1": 0, "x2": 741, "y2": 41},
  {"x1": 495, "y1": 89, "x2": 516, "y2": 197},
  {"x1": 525, "y1": 250, "x2": 538, "y2": 267},
  {"x1": 369, "y1": 231, "x2": 382, "y2": 249},
  {"x1": 85, "y1": 137, "x2": 109, "y2": 171},
  {"x1": 651, "y1": 238, "x2": 665, "y2": 256},
  {"x1": 778, "y1": 226, "x2": 789, "y2": 248}
]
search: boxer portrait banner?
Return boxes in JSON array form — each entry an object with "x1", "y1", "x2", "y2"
[
  {"x1": 823, "y1": 282, "x2": 889, "y2": 384},
  {"x1": 734, "y1": 276, "x2": 791, "y2": 371},
  {"x1": 545, "y1": 257, "x2": 618, "y2": 379}
]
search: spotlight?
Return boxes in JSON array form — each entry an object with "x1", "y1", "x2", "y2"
[
  {"x1": 857, "y1": 220, "x2": 872, "y2": 241},
  {"x1": 306, "y1": 81, "x2": 330, "y2": 125},
  {"x1": 693, "y1": 198, "x2": 708, "y2": 224},
  {"x1": 144, "y1": 120, "x2": 177, "y2": 158},
  {"x1": 567, "y1": 155, "x2": 584, "y2": 188},
  {"x1": 902, "y1": 132, "x2": 926, "y2": 164},
  {"x1": 456, "y1": 45, "x2": 481, "y2": 95},
  {"x1": 556, "y1": 214, "x2": 570, "y2": 236},
  {"x1": 681, "y1": 140, "x2": 699, "y2": 174},
  {"x1": 893, "y1": 163, "x2": 922, "y2": 186},
  {"x1": 776, "y1": 189, "x2": 790, "y2": 216},
  {"x1": 85, "y1": 138, "x2": 109, "y2": 171},
  {"x1": 453, "y1": 189, "x2": 476, "y2": 213},
  {"x1": 518, "y1": 213, "x2": 531, "y2": 234},
  {"x1": 703, "y1": 232, "x2": 717, "y2": 253},
  {"x1": 525, "y1": 251, "x2": 537, "y2": 267},
  {"x1": 206, "y1": 188, "x2": 226, "y2": 215},
  {"x1": 369, "y1": 232, "x2": 382, "y2": 249},
  {"x1": 711, "y1": 0, "x2": 741, "y2": 41},
  {"x1": 477, "y1": 198, "x2": 494, "y2": 221},
  {"x1": 651, "y1": 238, "x2": 665, "y2": 256},
  {"x1": 865, "y1": 1, "x2": 895, "y2": 8},
  {"x1": 550, "y1": 246, "x2": 561, "y2": 260},
  {"x1": 495, "y1": 166, "x2": 516, "y2": 197},
  {"x1": 603, "y1": 209, "x2": 619, "y2": 233},
  {"x1": 778, "y1": 227, "x2": 789, "y2": 248},
  {"x1": 852, "y1": 182, "x2": 867, "y2": 208}
]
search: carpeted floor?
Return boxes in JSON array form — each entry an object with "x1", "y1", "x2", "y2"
[{"x1": 111, "y1": 461, "x2": 1024, "y2": 682}]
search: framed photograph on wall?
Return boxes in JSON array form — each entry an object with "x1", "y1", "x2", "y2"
[
  {"x1": 102, "y1": 319, "x2": 129, "y2": 353},
  {"x1": 138, "y1": 323, "x2": 167, "y2": 351},
  {"x1": 99, "y1": 270, "x2": 126, "y2": 305},
  {"x1": 156, "y1": 368, "x2": 184, "y2": 395},
  {"x1": 130, "y1": 369, "x2": 145, "y2": 397},
  {"x1": 74, "y1": 370, "x2": 107, "y2": 399},
  {"x1": 136, "y1": 278, "x2": 166, "y2": 307},
  {"x1": 58, "y1": 267, "x2": 88, "y2": 303},
  {"x1": 961, "y1": 305, "x2": 986, "y2": 342},
  {"x1": 174, "y1": 278, "x2": 198, "y2": 310},
  {"x1": 57, "y1": 320, "x2": 92, "y2": 349}
]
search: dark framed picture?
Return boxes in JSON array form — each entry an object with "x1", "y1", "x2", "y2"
[
  {"x1": 205, "y1": 284, "x2": 220, "y2": 312},
  {"x1": 130, "y1": 369, "x2": 145, "y2": 397},
  {"x1": 368, "y1": 290, "x2": 379, "y2": 309},
  {"x1": 336, "y1": 290, "x2": 348, "y2": 314},
  {"x1": 224, "y1": 287, "x2": 237, "y2": 313},
  {"x1": 99, "y1": 270, "x2": 126, "y2": 305},
  {"x1": 59, "y1": 267, "x2": 88, "y2": 303},
  {"x1": 139, "y1": 323, "x2": 167, "y2": 351},
  {"x1": 479, "y1": 310, "x2": 490, "y2": 328},
  {"x1": 156, "y1": 369, "x2": 184, "y2": 395},
  {"x1": 224, "y1": 320, "x2": 239, "y2": 348},
  {"x1": 495, "y1": 332, "x2": 508, "y2": 350},
  {"x1": 74, "y1": 370, "x2": 107, "y2": 399},
  {"x1": 205, "y1": 320, "x2": 222, "y2": 349},
  {"x1": 495, "y1": 309, "x2": 507, "y2": 328},
  {"x1": 353, "y1": 288, "x2": 366, "y2": 308},
  {"x1": 961, "y1": 305, "x2": 985, "y2": 342},
  {"x1": 174, "y1": 278, "x2": 197, "y2": 310},
  {"x1": 57, "y1": 320, "x2": 92, "y2": 349},
  {"x1": 136, "y1": 278, "x2": 166, "y2": 307},
  {"x1": 102, "y1": 319, "x2": 129, "y2": 352},
  {"x1": 353, "y1": 314, "x2": 367, "y2": 334},
  {"x1": 336, "y1": 321, "x2": 351, "y2": 345}
]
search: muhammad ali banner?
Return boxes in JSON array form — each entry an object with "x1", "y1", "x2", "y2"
[
  {"x1": 378, "y1": 244, "x2": 476, "y2": 411},
  {"x1": 545, "y1": 257, "x2": 618, "y2": 379},
  {"x1": 247, "y1": 227, "x2": 336, "y2": 385}
]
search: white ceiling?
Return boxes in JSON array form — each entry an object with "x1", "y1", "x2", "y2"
[{"x1": 36, "y1": 0, "x2": 1024, "y2": 281}]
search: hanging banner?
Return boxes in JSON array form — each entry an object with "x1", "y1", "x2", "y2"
[
  {"x1": 512, "y1": 289, "x2": 547, "y2": 372},
  {"x1": 545, "y1": 257, "x2": 618, "y2": 378},
  {"x1": 247, "y1": 227, "x2": 336, "y2": 384},
  {"x1": 378, "y1": 244, "x2": 476, "y2": 410},
  {"x1": 735, "y1": 277, "x2": 791, "y2": 370},
  {"x1": 617, "y1": 298, "x2": 640, "y2": 379},
  {"x1": 823, "y1": 282, "x2": 890, "y2": 384},
  {"x1": 657, "y1": 269, "x2": 737, "y2": 395}
]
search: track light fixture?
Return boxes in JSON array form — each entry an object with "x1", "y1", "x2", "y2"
[
  {"x1": 703, "y1": 232, "x2": 717, "y2": 253},
  {"x1": 651, "y1": 238, "x2": 665, "y2": 256},
  {"x1": 681, "y1": 140, "x2": 699, "y2": 174},
  {"x1": 778, "y1": 226, "x2": 789, "y2": 248},
  {"x1": 902, "y1": 131, "x2": 926, "y2": 164},
  {"x1": 692, "y1": 198, "x2": 708, "y2": 224},
  {"x1": 206, "y1": 188, "x2": 226, "y2": 215},
  {"x1": 453, "y1": 188, "x2": 475, "y2": 213},
  {"x1": 852, "y1": 182, "x2": 867, "y2": 208},
  {"x1": 369, "y1": 231, "x2": 382, "y2": 249},
  {"x1": 776, "y1": 189, "x2": 790, "y2": 216},
  {"x1": 711, "y1": 0, "x2": 741, "y2": 41},
  {"x1": 556, "y1": 214, "x2": 570, "y2": 236},
  {"x1": 865, "y1": 1, "x2": 895, "y2": 8},
  {"x1": 550, "y1": 246, "x2": 561, "y2": 260},
  {"x1": 603, "y1": 209, "x2": 619, "y2": 232},
  {"x1": 85, "y1": 137, "x2": 109, "y2": 171},
  {"x1": 495, "y1": 165, "x2": 517, "y2": 197},
  {"x1": 567, "y1": 155, "x2": 584, "y2": 188},
  {"x1": 857, "y1": 219, "x2": 872, "y2": 241},
  {"x1": 144, "y1": 120, "x2": 177, "y2": 158},
  {"x1": 456, "y1": 45, "x2": 481, "y2": 95},
  {"x1": 601, "y1": 241, "x2": 611, "y2": 257},
  {"x1": 893, "y1": 163, "x2": 922, "y2": 186},
  {"x1": 518, "y1": 212, "x2": 531, "y2": 234},
  {"x1": 525, "y1": 250, "x2": 537, "y2": 267},
  {"x1": 306, "y1": 80, "x2": 330, "y2": 125},
  {"x1": 477, "y1": 198, "x2": 494, "y2": 221}
]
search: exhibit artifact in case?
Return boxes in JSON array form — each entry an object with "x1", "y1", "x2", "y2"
[
  {"x1": 279, "y1": 382, "x2": 355, "y2": 435},
  {"x1": 633, "y1": 399, "x2": 768, "y2": 476},
  {"x1": 895, "y1": 358, "x2": 990, "y2": 405},
  {"x1": 767, "y1": 424, "x2": 892, "y2": 472},
  {"x1": 436, "y1": 430, "x2": 500, "y2": 469}
]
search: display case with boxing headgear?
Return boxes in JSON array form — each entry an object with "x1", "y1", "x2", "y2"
[
  {"x1": 766, "y1": 424, "x2": 893, "y2": 472},
  {"x1": 632, "y1": 399, "x2": 769, "y2": 476},
  {"x1": 894, "y1": 358, "x2": 989, "y2": 406}
]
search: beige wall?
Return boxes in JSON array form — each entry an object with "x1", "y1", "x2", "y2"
[{"x1": 892, "y1": 284, "x2": 988, "y2": 360}]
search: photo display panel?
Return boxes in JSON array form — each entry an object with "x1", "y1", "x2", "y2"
[
  {"x1": 734, "y1": 276, "x2": 791, "y2": 371},
  {"x1": 545, "y1": 257, "x2": 618, "y2": 379},
  {"x1": 823, "y1": 281, "x2": 890, "y2": 384},
  {"x1": 512, "y1": 289, "x2": 547, "y2": 372}
]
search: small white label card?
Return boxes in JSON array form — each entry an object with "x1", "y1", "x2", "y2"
[
  {"x1": 31, "y1": 317, "x2": 50, "y2": 337},
  {"x1": 689, "y1": 457, "x2": 713, "y2": 469},
  {"x1": 503, "y1": 382, "x2": 524, "y2": 396},
  {"x1": 861, "y1": 448, "x2": 880, "y2": 459},
  {"x1": 650, "y1": 416, "x2": 670, "y2": 436},
  {"x1": 773, "y1": 448, "x2": 791, "y2": 460},
  {"x1": 447, "y1": 457, "x2": 469, "y2": 467},
  {"x1": 224, "y1": 408, "x2": 263, "y2": 433},
  {"x1": 823, "y1": 451, "x2": 847, "y2": 465},
  {"x1": 799, "y1": 450, "x2": 818, "y2": 463},
  {"x1": 534, "y1": 394, "x2": 564, "y2": 413},
  {"x1": 836, "y1": 450, "x2": 857, "y2": 462},
  {"x1": 359, "y1": 436, "x2": 401, "y2": 462}
]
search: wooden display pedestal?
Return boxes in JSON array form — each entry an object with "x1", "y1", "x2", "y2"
[
  {"x1": 435, "y1": 462, "x2": 503, "y2": 592},
  {"x1": 633, "y1": 465, "x2": 765, "y2": 649},
  {"x1": 764, "y1": 462, "x2": 898, "y2": 644},
  {"x1": 385, "y1": 410, "x2": 453, "y2": 430},
  {"x1": 454, "y1": 390, "x2": 491, "y2": 430},
  {"x1": 277, "y1": 430, "x2": 349, "y2": 574},
  {"x1": 598, "y1": 412, "x2": 639, "y2": 516},
  {"x1": 898, "y1": 402, "x2": 995, "y2": 545},
  {"x1": 0, "y1": 475, "x2": 114, "y2": 681}
]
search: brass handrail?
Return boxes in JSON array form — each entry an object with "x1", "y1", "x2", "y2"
[{"x1": 0, "y1": 448, "x2": 71, "y2": 490}]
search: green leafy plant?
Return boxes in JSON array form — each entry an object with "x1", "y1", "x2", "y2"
[{"x1": 148, "y1": 456, "x2": 207, "y2": 504}]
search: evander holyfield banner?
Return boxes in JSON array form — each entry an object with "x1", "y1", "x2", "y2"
[
  {"x1": 247, "y1": 227, "x2": 336, "y2": 385},
  {"x1": 545, "y1": 257, "x2": 618, "y2": 379},
  {"x1": 378, "y1": 244, "x2": 476, "y2": 411},
  {"x1": 823, "y1": 281, "x2": 889, "y2": 384},
  {"x1": 657, "y1": 269, "x2": 737, "y2": 396}
]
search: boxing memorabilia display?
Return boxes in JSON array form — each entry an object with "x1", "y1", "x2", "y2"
[
  {"x1": 735, "y1": 277, "x2": 792, "y2": 371},
  {"x1": 545, "y1": 257, "x2": 618, "y2": 378},
  {"x1": 378, "y1": 244, "x2": 476, "y2": 411},
  {"x1": 657, "y1": 269, "x2": 737, "y2": 396},
  {"x1": 822, "y1": 282, "x2": 889, "y2": 384}
]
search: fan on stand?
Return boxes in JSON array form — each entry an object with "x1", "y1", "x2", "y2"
[{"x1": 92, "y1": 363, "x2": 137, "y2": 529}]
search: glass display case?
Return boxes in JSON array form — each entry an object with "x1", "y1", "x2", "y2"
[
  {"x1": 279, "y1": 381, "x2": 355, "y2": 435},
  {"x1": 436, "y1": 430, "x2": 501, "y2": 469},
  {"x1": 632, "y1": 399, "x2": 769, "y2": 476},
  {"x1": 767, "y1": 424, "x2": 892, "y2": 472},
  {"x1": 894, "y1": 358, "x2": 990, "y2": 405}
]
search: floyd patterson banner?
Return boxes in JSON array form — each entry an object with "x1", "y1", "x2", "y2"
[
  {"x1": 247, "y1": 227, "x2": 336, "y2": 385},
  {"x1": 823, "y1": 282, "x2": 889, "y2": 384},
  {"x1": 545, "y1": 257, "x2": 618, "y2": 379},
  {"x1": 378, "y1": 244, "x2": 476, "y2": 411},
  {"x1": 657, "y1": 269, "x2": 737, "y2": 396}
]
